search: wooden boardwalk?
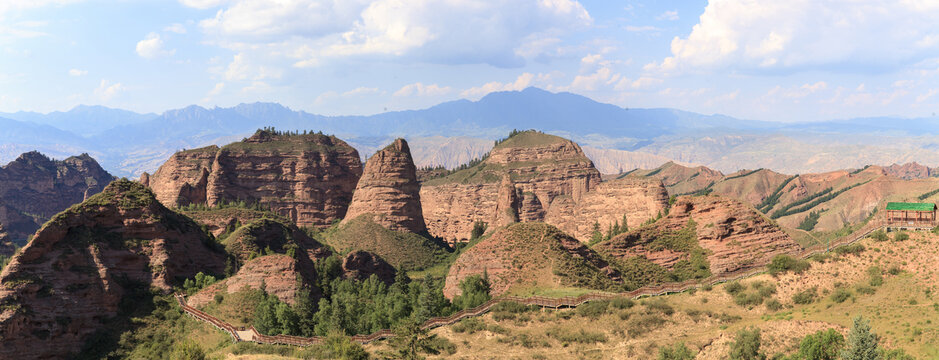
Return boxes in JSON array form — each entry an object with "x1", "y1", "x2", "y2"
[{"x1": 176, "y1": 219, "x2": 888, "y2": 347}]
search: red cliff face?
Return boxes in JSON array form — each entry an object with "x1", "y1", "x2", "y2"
[
  {"x1": 420, "y1": 131, "x2": 601, "y2": 242},
  {"x1": 147, "y1": 130, "x2": 363, "y2": 228},
  {"x1": 0, "y1": 180, "x2": 226, "y2": 359},
  {"x1": 545, "y1": 177, "x2": 670, "y2": 240},
  {"x1": 343, "y1": 138, "x2": 427, "y2": 233},
  {"x1": 0, "y1": 152, "x2": 114, "y2": 241},
  {"x1": 188, "y1": 254, "x2": 316, "y2": 308}
]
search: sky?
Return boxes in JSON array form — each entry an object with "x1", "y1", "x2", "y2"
[{"x1": 1, "y1": 0, "x2": 939, "y2": 122}]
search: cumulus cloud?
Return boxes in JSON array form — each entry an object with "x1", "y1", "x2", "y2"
[
  {"x1": 647, "y1": 0, "x2": 939, "y2": 74},
  {"x1": 68, "y1": 68, "x2": 87, "y2": 76},
  {"x1": 135, "y1": 32, "x2": 175, "y2": 58},
  {"x1": 190, "y1": 0, "x2": 591, "y2": 68},
  {"x1": 94, "y1": 79, "x2": 124, "y2": 101},
  {"x1": 393, "y1": 83, "x2": 451, "y2": 97}
]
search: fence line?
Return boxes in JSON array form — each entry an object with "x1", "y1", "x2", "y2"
[{"x1": 176, "y1": 218, "x2": 890, "y2": 346}]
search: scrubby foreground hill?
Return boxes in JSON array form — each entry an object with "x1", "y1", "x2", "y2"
[{"x1": 0, "y1": 180, "x2": 226, "y2": 359}]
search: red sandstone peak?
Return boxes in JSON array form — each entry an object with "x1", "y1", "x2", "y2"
[{"x1": 344, "y1": 138, "x2": 427, "y2": 233}]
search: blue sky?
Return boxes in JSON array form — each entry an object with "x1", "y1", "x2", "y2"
[{"x1": 1, "y1": 0, "x2": 939, "y2": 122}]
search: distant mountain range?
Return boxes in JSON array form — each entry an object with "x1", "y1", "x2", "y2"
[{"x1": 2, "y1": 87, "x2": 939, "y2": 176}]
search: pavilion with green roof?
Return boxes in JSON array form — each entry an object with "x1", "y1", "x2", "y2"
[{"x1": 886, "y1": 202, "x2": 937, "y2": 225}]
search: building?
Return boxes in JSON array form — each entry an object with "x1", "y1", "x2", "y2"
[{"x1": 885, "y1": 202, "x2": 937, "y2": 226}]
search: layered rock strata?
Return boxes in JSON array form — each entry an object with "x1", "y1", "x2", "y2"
[
  {"x1": 147, "y1": 130, "x2": 362, "y2": 228},
  {"x1": 0, "y1": 152, "x2": 113, "y2": 240},
  {"x1": 343, "y1": 139, "x2": 426, "y2": 233}
]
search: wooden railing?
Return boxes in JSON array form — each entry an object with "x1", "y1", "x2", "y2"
[{"x1": 175, "y1": 218, "x2": 889, "y2": 347}]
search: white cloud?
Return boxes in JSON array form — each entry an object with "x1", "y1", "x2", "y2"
[
  {"x1": 94, "y1": 79, "x2": 124, "y2": 101},
  {"x1": 208, "y1": 82, "x2": 225, "y2": 96},
  {"x1": 393, "y1": 83, "x2": 450, "y2": 97},
  {"x1": 135, "y1": 32, "x2": 175, "y2": 58},
  {"x1": 164, "y1": 23, "x2": 187, "y2": 34},
  {"x1": 68, "y1": 68, "x2": 87, "y2": 76},
  {"x1": 656, "y1": 10, "x2": 678, "y2": 21},
  {"x1": 191, "y1": 0, "x2": 591, "y2": 68},
  {"x1": 647, "y1": 1, "x2": 939, "y2": 74}
]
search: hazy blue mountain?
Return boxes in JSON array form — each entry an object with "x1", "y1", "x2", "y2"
[
  {"x1": 3, "y1": 87, "x2": 939, "y2": 177},
  {"x1": 0, "y1": 105, "x2": 155, "y2": 137}
]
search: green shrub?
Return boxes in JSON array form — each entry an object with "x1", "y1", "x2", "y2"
[
  {"x1": 833, "y1": 243, "x2": 865, "y2": 256},
  {"x1": 869, "y1": 230, "x2": 888, "y2": 242},
  {"x1": 577, "y1": 300, "x2": 610, "y2": 318},
  {"x1": 855, "y1": 286, "x2": 876, "y2": 295},
  {"x1": 793, "y1": 287, "x2": 818, "y2": 305},
  {"x1": 767, "y1": 255, "x2": 811, "y2": 276},
  {"x1": 453, "y1": 274, "x2": 491, "y2": 310},
  {"x1": 765, "y1": 298, "x2": 783, "y2": 311},
  {"x1": 451, "y1": 318, "x2": 487, "y2": 334},
  {"x1": 297, "y1": 332, "x2": 370, "y2": 360},
  {"x1": 658, "y1": 342, "x2": 696, "y2": 360},
  {"x1": 887, "y1": 266, "x2": 902, "y2": 275},
  {"x1": 610, "y1": 297, "x2": 635, "y2": 309},
  {"x1": 545, "y1": 327, "x2": 608, "y2": 344},
  {"x1": 868, "y1": 266, "x2": 884, "y2": 287},
  {"x1": 796, "y1": 328, "x2": 844, "y2": 360},
  {"x1": 830, "y1": 288, "x2": 852, "y2": 303},
  {"x1": 627, "y1": 313, "x2": 667, "y2": 338},
  {"x1": 645, "y1": 299, "x2": 675, "y2": 315},
  {"x1": 729, "y1": 327, "x2": 766, "y2": 360},
  {"x1": 171, "y1": 341, "x2": 206, "y2": 360},
  {"x1": 893, "y1": 232, "x2": 909, "y2": 241},
  {"x1": 725, "y1": 281, "x2": 746, "y2": 295},
  {"x1": 840, "y1": 316, "x2": 880, "y2": 360}
]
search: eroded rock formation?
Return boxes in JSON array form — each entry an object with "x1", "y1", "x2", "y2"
[
  {"x1": 343, "y1": 138, "x2": 426, "y2": 233},
  {"x1": 147, "y1": 130, "x2": 363, "y2": 228},
  {"x1": 0, "y1": 151, "x2": 113, "y2": 241},
  {"x1": 545, "y1": 177, "x2": 670, "y2": 240},
  {"x1": 0, "y1": 179, "x2": 226, "y2": 359},
  {"x1": 421, "y1": 131, "x2": 601, "y2": 241},
  {"x1": 188, "y1": 254, "x2": 316, "y2": 308}
]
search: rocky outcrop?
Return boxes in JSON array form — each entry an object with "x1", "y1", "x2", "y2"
[
  {"x1": 0, "y1": 179, "x2": 226, "y2": 359},
  {"x1": 883, "y1": 162, "x2": 936, "y2": 179},
  {"x1": 545, "y1": 177, "x2": 670, "y2": 240},
  {"x1": 0, "y1": 224, "x2": 12, "y2": 256},
  {"x1": 343, "y1": 139, "x2": 426, "y2": 233},
  {"x1": 147, "y1": 130, "x2": 363, "y2": 228},
  {"x1": 444, "y1": 222, "x2": 622, "y2": 299},
  {"x1": 421, "y1": 131, "x2": 601, "y2": 241},
  {"x1": 0, "y1": 151, "x2": 114, "y2": 241},
  {"x1": 188, "y1": 254, "x2": 316, "y2": 308},
  {"x1": 341, "y1": 250, "x2": 396, "y2": 283},
  {"x1": 491, "y1": 176, "x2": 519, "y2": 228},
  {"x1": 598, "y1": 195, "x2": 802, "y2": 277}
]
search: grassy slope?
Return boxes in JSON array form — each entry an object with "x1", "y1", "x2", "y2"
[
  {"x1": 391, "y1": 230, "x2": 939, "y2": 359},
  {"x1": 319, "y1": 214, "x2": 449, "y2": 271}
]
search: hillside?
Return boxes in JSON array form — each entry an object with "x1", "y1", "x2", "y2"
[
  {"x1": 0, "y1": 179, "x2": 226, "y2": 358},
  {"x1": 320, "y1": 214, "x2": 448, "y2": 271},
  {"x1": 595, "y1": 195, "x2": 802, "y2": 283},
  {"x1": 444, "y1": 222, "x2": 624, "y2": 298}
]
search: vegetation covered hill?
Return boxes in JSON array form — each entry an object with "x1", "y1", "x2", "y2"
[
  {"x1": 319, "y1": 214, "x2": 449, "y2": 271},
  {"x1": 444, "y1": 222, "x2": 626, "y2": 298}
]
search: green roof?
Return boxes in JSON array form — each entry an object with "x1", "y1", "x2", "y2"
[{"x1": 886, "y1": 202, "x2": 937, "y2": 211}]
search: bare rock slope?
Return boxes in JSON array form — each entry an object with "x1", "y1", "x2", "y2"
[{"x1": 0, "y1": 151, "x2": 113, "y2": 241}]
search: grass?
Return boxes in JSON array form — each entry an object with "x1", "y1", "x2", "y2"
[
  {"x1": 320, "y1": 214, "x2": 450, "y2": 271},
  {"x1": 597, "y1": 219, "x2": 711, "y2": 290}
]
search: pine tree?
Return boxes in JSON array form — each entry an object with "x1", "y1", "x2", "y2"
[
  {"x1": 840, "y1": 316, "x2": 880, "y2": 360},
  {"x1": 590, "y1": 221, "x2": 603, "y2": 244}
]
